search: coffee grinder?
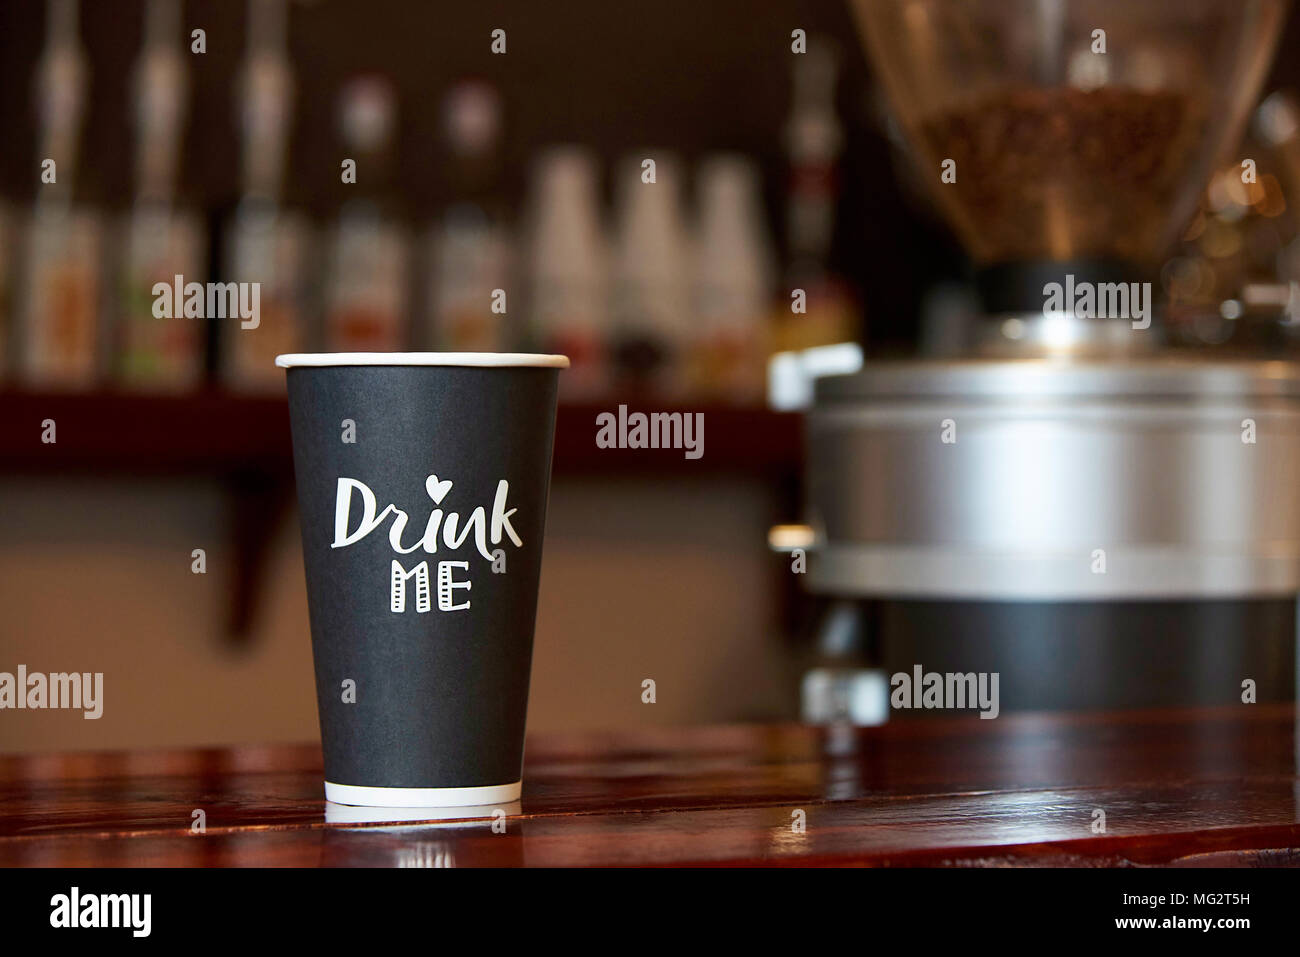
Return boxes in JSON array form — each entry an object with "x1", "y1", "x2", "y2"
[{"x1": 793, "y1": 0, "x2": 1300, "y2": 722}]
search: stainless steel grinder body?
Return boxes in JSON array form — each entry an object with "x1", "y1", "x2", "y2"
[{"x1": 802, "y1": 358, "x2": 1300, "y2": 711}]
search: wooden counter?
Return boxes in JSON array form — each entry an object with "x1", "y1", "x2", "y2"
[{"x1": 2, "y1": 705, "x2": 1298, "y2": 867}]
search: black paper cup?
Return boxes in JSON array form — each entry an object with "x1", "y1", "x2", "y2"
[{"x1": 277, "y1": 352, "x2": 567, "y2": 806}]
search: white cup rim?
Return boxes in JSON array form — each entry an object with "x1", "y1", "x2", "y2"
[{"x1": 275, "y1": 352, "x2": 570, "y2": 369}]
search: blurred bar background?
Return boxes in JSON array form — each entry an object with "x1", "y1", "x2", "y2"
[{"x1": 3, "y1": 0, "x2": 1300, "y2": 753}]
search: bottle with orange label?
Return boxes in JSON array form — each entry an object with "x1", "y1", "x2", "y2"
[
  {"x1": 21, "y1": 0, "x2": 106, "y2": 389},
  {"x1": 115, "y1": 0, "x2": 207, "y2": 391}
]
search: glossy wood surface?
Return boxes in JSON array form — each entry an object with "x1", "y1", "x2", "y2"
[{"x1": 2, "y1": 706, "x2": 1298, "y2": 866}]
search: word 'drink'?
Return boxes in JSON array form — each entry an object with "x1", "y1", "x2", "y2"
[{"x1": 333, "y1": 475, "x2": 523, "y2": 562}]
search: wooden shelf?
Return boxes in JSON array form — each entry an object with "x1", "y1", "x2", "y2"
[
  {"x1": 0, "y1": 390, "x2": 803, "y2": 476},
  {"x1": 555, "y1": 400, "x2": 803, "y2": 475},
  {"x1": 0, "y1": 390, "x2": 804, "y2": 640}
]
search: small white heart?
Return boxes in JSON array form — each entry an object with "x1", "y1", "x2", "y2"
[{"x1": 425, "y1": 474, "x2": 454, "y2": 503}]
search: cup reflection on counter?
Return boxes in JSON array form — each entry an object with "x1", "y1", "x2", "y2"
[{"x1": 322, "y1": 800, "x2": 526, "y2": 867}]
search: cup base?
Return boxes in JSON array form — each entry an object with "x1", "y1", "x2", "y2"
[
  {"x1": 325, "y1": 800, "x2": 521, "y2": 825},
  {"x1": 324, "y1": 780, "x2": 522, "y2": 808}
]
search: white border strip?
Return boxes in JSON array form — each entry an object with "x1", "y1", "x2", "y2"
[
  {"x1": 276, "y1": 352, "x2": 569, "y2": 369},
  {"x1": 325, "y1": 800, "x2": 521, "y2": 825},
  {"x1": 325, "y1": 780, "x2": 522, "y2": 807}
]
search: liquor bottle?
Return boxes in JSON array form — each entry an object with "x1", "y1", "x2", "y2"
[
  {"x1": 222, "y1": 0, "x2": 309, "y2": 390},
  {"x1": 610, "y1": 152, "x2": 691, "y2": 396},
  {"x1": 21, "y1": 0, "x2": 104, "y2": 389},
  {"x1": 773, "y1": 43, "x2": 857, "y2": 355},
  {"x1": 0, "y1": 202, "x2": 13, "y2": 378},
  {"x1": 323, "y1": 76, "x2": 409, "y2": 353},
  {"x1": 424, "y1": 80, "x2": 512, "y2": 353},
  {"x1": 115, "y1": 0, "x2": 207, "y2": 390},
  {"x1": 523, "y1": 147, "x2": 609, "y2": 397},
  {"x1": 693, "y1": 154, "x2": 775, "y2": 401}
]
